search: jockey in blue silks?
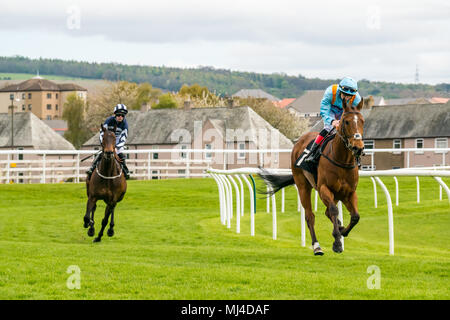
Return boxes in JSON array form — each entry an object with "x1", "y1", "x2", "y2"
[
  {"x1": 304, "y1": 76, "x2": 362, "y2": 163},
  {"x1": 87, "y1": 103, "x2": 130, "y2": 179}
]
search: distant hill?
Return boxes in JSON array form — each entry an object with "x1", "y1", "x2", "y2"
[{"x1": 0, "y1": 56, "x2": 448, "y2": 99}]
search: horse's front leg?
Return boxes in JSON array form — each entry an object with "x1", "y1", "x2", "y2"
[
  {"x1": 94, "y1": 203, "x2": 113, "y2": 243},
  {"x1": 319, "y1": 185, "x2": 343, "y2": 253},
  {"x1": 341, "y1": 192, "x2": 360, "y2": 237},
  {"x1": 84, "y1": 197, "x2": 97, "y2": 237},
  {"x1": 107, "y1": 206, "x2": 116, "y2": 237}
]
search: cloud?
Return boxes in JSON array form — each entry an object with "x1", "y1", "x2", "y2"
[{"x1": 0, "y1": 0, "x2": 448, "y2": 84}]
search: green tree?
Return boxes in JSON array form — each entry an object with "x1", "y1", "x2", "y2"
[
  {"x1": 62, "y1": 93, "x2": 91, "y2": 149},
  {"x1": 152, "y1": 93, "x2": 178, "y2": 109}
]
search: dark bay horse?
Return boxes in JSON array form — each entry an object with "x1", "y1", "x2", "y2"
[
  {"x1": 83, "y1": 125, "x2": 127, "y2": 243},
  {"x1": 259, "y1": 98, "x2": 365, "y2": 255}
]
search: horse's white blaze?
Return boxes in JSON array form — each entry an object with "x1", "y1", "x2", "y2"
[{"x1": 353, "y1": 115, "x2": 362, "y2": 140}]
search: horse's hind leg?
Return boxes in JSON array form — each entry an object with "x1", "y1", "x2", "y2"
[
  {"x1": 319, "y1": 185, "x2": 343, "y2": 253},
  {"x1": 294, "y1": 176, "x2": 323, "y2": 255},
  {"x1": 341, "y1": 192, "x2": 360, "y2": 237},
  {"x1": 94, "y1": 204, "x2": 113, "y2": 243}
]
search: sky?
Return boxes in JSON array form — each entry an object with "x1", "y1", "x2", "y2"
[{"x1": 0, "y1": 0, "x2": 449, "y2": 84}]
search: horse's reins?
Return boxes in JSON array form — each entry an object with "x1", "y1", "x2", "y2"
[
  {"x1": 320, "y1": 111, "x2": 363, "y2": 170},
  {"x1": 95, "y1": 152, "x2": 123, "y2": 180}
]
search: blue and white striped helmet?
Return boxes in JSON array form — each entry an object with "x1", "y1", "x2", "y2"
[{"x1": 113, "y1": 103, "x2": 128, "y2": 115}]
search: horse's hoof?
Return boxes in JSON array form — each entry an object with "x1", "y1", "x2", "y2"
[
  {"x1": 332, "y1": 242, "x2": 343, "y2": 253},
  {"x1": 87, "y1": 228, "x2": 95, "y2": 237},
  {"x1": 314, "y1": 248, "x2": 324, "y2": 256},
  {"x1": 83, "y1": 217, "x2": 90, "y2": 228},
  {"x1": 107, "y1": 229, "x2": 114, "y2": 237},
  {"x1": 93, "y1": 237, "x2": 101, "y2": 243}
]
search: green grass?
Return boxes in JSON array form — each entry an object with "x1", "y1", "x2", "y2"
[
  {"x1": 0, "y1": 176, "x2": 448, "y2": 300},
  {"x1": 0, "y1": 72, "x2": 83, "y2": 81}
]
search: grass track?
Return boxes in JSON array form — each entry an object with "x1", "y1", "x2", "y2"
[{"x1": 0, "y1": 176, "x2": 449, "y2": 299}]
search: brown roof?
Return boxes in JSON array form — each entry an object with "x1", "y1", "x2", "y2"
[
  {"x1": 287, "y1": 90, "x2": 324, "y2": 113},
  {"x1": 0, "y1": 77, "x2": 87, "y2": 92}
]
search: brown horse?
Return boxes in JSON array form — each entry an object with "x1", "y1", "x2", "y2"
[
  {"x1": 83, "y1": 124, "x2": 127, "y2": 243},
  {"x1": 259, "y1": 97, "x2": 365, "y2": 255}
]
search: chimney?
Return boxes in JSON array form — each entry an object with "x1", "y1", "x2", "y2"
[
  {"x1": 227, "y1": 98, "x2": 234, "y2": 108},
  {"x1": 184, "y1": 100, "x2": 191, "y2": 110}
]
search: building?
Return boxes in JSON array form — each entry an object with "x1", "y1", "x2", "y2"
[
  {"x1": 0, "y1": 112, "x2": 76, "y2": 183},
  {"x1": 360, "y1": 102, "x2": 450, "y2": 170},
  {"x1": 286, "y1": 90, "x2": 324, "y2": 118},
  {"x1": 273, "y1": 98, "x2": 295, "y2": 109},
  {"x1": 83, "y1": 106, "x2": 294, "y2": 179},
  {"x1": 232, "y1": 89, "x2": 280, "y2": 102},
  {"x1": 0, "y1": 76, "x2": 87, "y2": 120}
]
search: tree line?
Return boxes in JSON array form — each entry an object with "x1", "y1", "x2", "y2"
[{"x1": 3, "y1": 55, "x2": 448, "y2": 99}]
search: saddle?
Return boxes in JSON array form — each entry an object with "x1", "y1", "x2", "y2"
[{"x1": 294, "y1": 133, "x2": 336, "y2": 185}]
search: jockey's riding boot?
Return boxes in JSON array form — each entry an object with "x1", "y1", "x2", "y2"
[
  {"x1": 86, "y1": 152, "x2": 102, "y2": 178},
  {"x1": 118, "y1": 153, "x2": 130, "y2": 180},
  {"x1": 305, "y1": 141, "x2": 321, "y2": 163}
]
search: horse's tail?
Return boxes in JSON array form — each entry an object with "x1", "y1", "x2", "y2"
[{"x1": 257, "y1": 168, "x2": 295, "y2": 197}]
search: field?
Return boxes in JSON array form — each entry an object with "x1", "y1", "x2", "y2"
[{"x1": 0, "y1": 176, "x2": 449, "y2": 300}]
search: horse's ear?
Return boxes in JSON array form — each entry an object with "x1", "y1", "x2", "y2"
[
  {"x1": 356, "y1": 97, "x2": 364, "y2": 111},
  {"x1": 342, "y1": 96, "x2": 351, "y2": 112}
]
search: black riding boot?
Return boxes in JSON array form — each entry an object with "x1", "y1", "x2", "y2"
[
  {"x1": 86, "y1": 152, "x2": 102, "y2": 178},
  {"x1": 118, "y1": 153, "x2": 130, "y2": 180},
  {"x1": 305, "y1": 141, "x2": 321, "y2": 163}
]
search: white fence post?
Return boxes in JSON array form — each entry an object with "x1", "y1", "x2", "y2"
[
  {"x1": 393, "y1": 176, "x2": 399, "y2": 206},
  {"x1": 416, "y1": 176, "x2": 420, "y2": 203},
  {"x1": 374, "y1": 177, "x2": 395, "y2": 256},
  {"x1": 371, "y1": 177, "x2": 377, "y2": 208}
]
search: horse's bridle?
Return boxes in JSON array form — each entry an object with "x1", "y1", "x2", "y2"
[{"x1": 320, "y1": 111, "x2": 364, "y2": 169}]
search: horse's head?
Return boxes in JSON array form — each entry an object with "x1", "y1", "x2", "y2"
[
  {"x1": 340, "y1": 97, "x2": 365, "y2": 158},
  {"x1": 101, "y1": 124, "x2": 117, "y2": 160}
]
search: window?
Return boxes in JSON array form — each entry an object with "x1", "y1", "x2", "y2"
[
  {"x1": 18, "y1": 172, "x2": 24, "y2": 184},
  {"x1": 151, "y1": 170, "x2": 160, "y2": 180},
  {"x1": 22, "y1": 105, "x2": 25, "y2": 111},
  {"x1": 205, "y1": 144, "x2": 212, "y2": 159},
  {"x1": 393, "y1": 139, "x2": 401, "y2": 154},
  {"x1": 22, "y1": 93, "x2": 25, "y2": 99},
  {"x1": 415, "y1": 138, "x2": 424, "y2": 154},
  {"x1": 47, "y1": 93, "x2": 52, "y2": 99},
  {"x1": 364, "y1": 140, "x2": 374, "y2": 154},
  {"x1": 55, "y1": 104, "x2": 58, "y2": 111},
  {"x1": 238, "y1": 142, "x2": 246, "y2": 159},
  {"x1": 152, "y1": 146, "x2": 159, "y2": 160},
  {"x1": 56, "y1": 93, "x2": 59, "y2": 99},
  {"x1": 435, "y1": 138, "x2": 448, "y2": 153},
  {"x1": 361, "y1": 165, "x2": 376, "y2": 171},
  {"x1": 47, "y1": 115, "x2": 52, "y2": 120},
  {"x1": 18, "y1": 147, "x2": 24, "y2": 161},
  {"x1": 178, "y1": 169, "x2": 186, "y2": 178},
  {"x1": 180, "y1": 145, "x2": 187, "y2": 159},
  {"x1": 47, "y1": 104, "x2": 52, "y2": 110},
  {"x1": 28, "y1": 93, "x2": 32, "y2": 99},
  {"x1": 28, "y1": 104, "x2": 32, "y2": 111}
]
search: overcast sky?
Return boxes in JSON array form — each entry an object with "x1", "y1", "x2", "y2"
[{"x1": 0, "y1": 0, "x2": 449, "y2": 84}]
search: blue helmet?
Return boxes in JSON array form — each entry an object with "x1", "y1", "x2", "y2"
[
  {"x1": 114, "y1": 103, "x2": 128, "y2": 115},
  {"x1": 339, "y1": 77, "x2": 358, "y2": 96}
]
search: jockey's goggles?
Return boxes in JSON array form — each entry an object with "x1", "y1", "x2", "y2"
[{"x1": 340, "y1": 86, "x2": 357, "y2": 94}]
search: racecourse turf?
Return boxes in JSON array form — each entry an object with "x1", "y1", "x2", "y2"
[{"x1": 0, "y1": 176, "x2": 448, "y2": 300}]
